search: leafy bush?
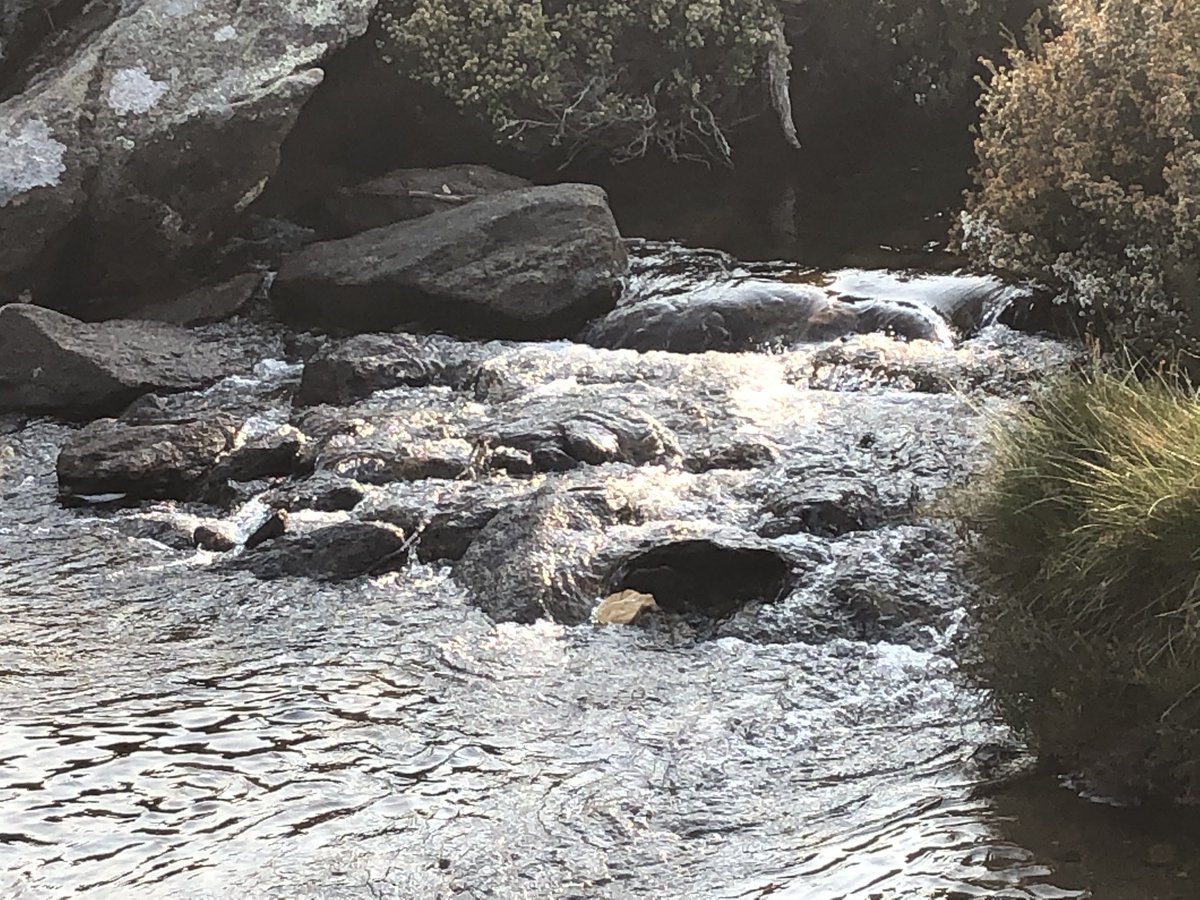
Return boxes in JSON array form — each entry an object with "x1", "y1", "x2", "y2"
[
  {"x1": 957, "y1": 366, "x2": 1200, "y2": 801},
  {"x1": 374, "y1": 0, "x2": 1044, "y2": 164},
  {"x1": 375, "y1": 0, "x2": 781, "y2": 164},
  {"x1": 961, "y1": 0, "x2": 1200, "y2": 366}
]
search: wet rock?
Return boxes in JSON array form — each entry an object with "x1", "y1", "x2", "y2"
[
  {"x1": 0, "y1": 304, "x2": 242, "y2": 417},
  {"x1": 606, "y1": 539, "x2": 793, "y2": 619},
  {"x1": 0, "y1": 0, "x2": 374, "y2": 308},
  {"x1": 273, "y1": 184, "x2": 627, "y2": 338},
  {"x1": 244, "y1": 508, "x2": 287, "y2": 550},
  {"x1": 756, "y1": 477, "x2": 892, "y2": 538},
  {"x1": 365, "y1": 483, "x2": 526, "y2": 563},
  {"x1": 454, "y1": 484, "x2": 639, "y2": 624},
  {"x1": 265, "y1": 474, "x2": 364, "y2": 513},
  {"x1": 57, "y1": 417, "x2": 236, "y2": 501},
  {"x1": 327, "y1": 438, "x2": 476, "y2": 484},
  {"x1": 322, "y1": 165, "x2": 532, "y2": 237},
  {"x1": 229, "y1": 520, "x2": 409, "y2": 580},
  {"x1": 193, "y1": 523, "x2": 237, "y2": 553},
  {"x1": 583, "y1": 280, "x2": 950, "y2": 353},
  {"x1": 488, "y1": 402, "x2": 680, "y2": 473},
  {"x1": 297, "y1": 332, "x2": 487, "y2": 406},
  {"x1": 685, "y1": 439, "x2": 779, "y2": 473},
  {"x1": 210, "y1": 422, "x2": 309, "y2": 484},
  {"x1": 133, "y1": 273, "x2": 263, "y2": 326}
]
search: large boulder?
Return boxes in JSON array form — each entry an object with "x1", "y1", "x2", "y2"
[
  {"x1": 0, "y1": 303, "x2": 243, "y2": 417},
  {"x1": 321, "y1": 164, "x2": 532, "y2": 237},
  {"x1": 0, "y1": 0, "x2": 374, "y2": 311},
  {"x1": 272, "y1": 183, "x2": 627, "y2": 338}
]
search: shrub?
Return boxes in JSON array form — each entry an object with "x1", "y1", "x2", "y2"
[
  {"x1": 961, "y1": 0, "x2": 1200, "y2": 367},
  {"x1": 374, "y1": 1, "x2": 1045, "y2": 164},
  {"x1": 374, "y1": 0, "x2": 782, "y2": 164},
  {"x1": 958, "y1": 365, "x2": 1200, "y2": 801}
]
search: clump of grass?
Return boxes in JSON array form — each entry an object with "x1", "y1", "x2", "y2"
[{"x1": 959, "y1": 365, "x2": 1200, "y2": 801}]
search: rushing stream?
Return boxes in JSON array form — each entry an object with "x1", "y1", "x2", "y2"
[{"x1": 1, "y1": 243, "x2": 1196, "y2": 899}]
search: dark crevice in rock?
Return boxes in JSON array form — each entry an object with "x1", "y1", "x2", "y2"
[{"x1": 607, "y1": 541, "x2": 793, "y2": 619}]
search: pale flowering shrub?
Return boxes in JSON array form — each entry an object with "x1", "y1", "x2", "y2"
[{"x1": 962, "y1": 0, "x2": 1200, "y2": 365}]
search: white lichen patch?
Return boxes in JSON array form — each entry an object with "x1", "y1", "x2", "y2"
[
  {"x1": 0, "y1": 119, "x2": 68, "y2": 207},
  {"x1": 160, "y1": 0, "x2": 200, "y2": 16},
  {"x1": 108, "y1": 67, "x2": 169, "y2": 115},
  {"x1": 213, "y1": 25, "x2": 237, "y2": 42}
]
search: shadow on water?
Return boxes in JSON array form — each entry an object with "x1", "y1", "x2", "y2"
[{"x1": 990, "y1": 776, "x2": 1200, "y2": 900}]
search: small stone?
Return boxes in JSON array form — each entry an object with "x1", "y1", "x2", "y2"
[
  {"x1": 245, "y1": 509, "x2": 288, "y2": 549},
  {"x1": 193, "y1": 524, "x2": 237, "y2": 552},
  {"x1": 593, "y1": 590, "x2": 658, "y2": 625}
]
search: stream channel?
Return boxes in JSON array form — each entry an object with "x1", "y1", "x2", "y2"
[{"x1": 2, "y1": 231, "x2": 1199, "y2": 897}]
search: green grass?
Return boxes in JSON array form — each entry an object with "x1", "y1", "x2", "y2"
[{"x1": 958, "y1": 365, "x2": 1200, "y2": 801}]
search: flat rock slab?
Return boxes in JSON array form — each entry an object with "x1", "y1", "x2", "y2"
[
  {"x1": 0, "y1": 303, "x2": 244, "y2": 417},
  {"x1": 273, "y1": 183, "x2": 627, "y2": 339}
]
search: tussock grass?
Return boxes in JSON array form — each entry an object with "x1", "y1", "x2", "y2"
[{"x1": 959, "y1": 365, "x2": 1200, "y2": 801}]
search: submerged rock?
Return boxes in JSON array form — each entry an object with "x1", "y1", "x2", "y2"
[
  {"x1": 322, "y1": 165, "x2": 532, "y2": 237},
  {"x1": 229, "y1": 520, "x2": 409, "y2": 580},
  {"x1": 57, "y1": 417, "x2": 236, "y2": 501},
  {"x1": 0, "y1": 304, "x2": 242, "y2": 417},
  {"x1": 273, "y1": 184, "x2": 627, "y2": 338}
]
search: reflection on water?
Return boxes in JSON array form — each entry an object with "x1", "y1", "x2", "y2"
[{"x1": 0, "y1": 418, "x2": 1097, "y2": 900}]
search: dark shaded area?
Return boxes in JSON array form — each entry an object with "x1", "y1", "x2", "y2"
[{"x1": 609, "y1": 540, "x2": 793, "y2": 619}]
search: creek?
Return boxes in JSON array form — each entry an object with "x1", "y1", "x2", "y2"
[{"x1": 0, "y1": 238, "x2": 1196, "y2": 900}]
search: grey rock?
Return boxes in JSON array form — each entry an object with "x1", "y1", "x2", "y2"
[
  {"x1": 264, "y1": 473, "x2": 363, "y2": 513},
  {"x1": 0, "y1": 304, "x2": 241, "y2": 417},
  {"x1": 583, "y1": 280, "x2": 951, "y2": 353},
  {"x1": 210, "y1": 423, "x2": 309, "y2": 483},
  {"x1": 756, "y1": 477, "x2": 893, "y2": 538},
  {"x1": 297, "y1": 332, "x2": 486, "y2": 406},
  {"x1": 273, "y1": 184, "x2": 627, "y2": 338},
  {"x1": 244, "y1": 508, "x2": 287, "y2": 549},
  {"x1": 0, "y1": 0, "x2": 374, "y2": 307},
  {"x1": 323, "y1": 164, "x2": 532, "y2": 237},
  {"x1": 57, "y1": 417, "x2": 236, "y2": 500},
  {"x1": 327, "y1": 437, "x2": 475, "y2": 484},
  {"x1": 194, "y1": 523, "x2": 238, "y2": 552},
  {"x1": 454, "y1": 483, "x2": 639, "y2": 624},
  {"x1": 230, "y1": 520, "x2": 409, "y2": 580},
  {"x1": 488, "y1": 402, "x2": 680, "y2": 474},
  {"x1": 134, "y1": 273, "x2": 263, "y2": 326}
]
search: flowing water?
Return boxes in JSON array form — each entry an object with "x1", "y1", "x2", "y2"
[{"x1": 0, "y1": 244, "x2": 1197, "y2": 899}]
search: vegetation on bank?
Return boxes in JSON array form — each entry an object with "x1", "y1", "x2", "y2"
[
  {"x1": 957, "y1": 366, "x2": 1200, "y2": 801},
  {"x1": 373, "y1": 0, "x2": 1044, "y2": 164},
  {"x1": 962, "y1": 0, "x2": 1200, "y2": 368}
]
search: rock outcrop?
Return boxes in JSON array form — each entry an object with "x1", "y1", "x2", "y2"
[{"x1": 0, "y1": 0, "x2": 374, "y2": 311}]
